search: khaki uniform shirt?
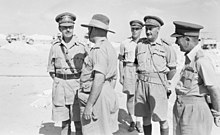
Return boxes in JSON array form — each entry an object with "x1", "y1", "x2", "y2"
[
  {"x1": 47, "y1": 35, "x2": 87, "y2": 74},
  {"x1": 175, "y1": 44, "x2": 218, "y2": 96},
  {"x1": 120, "y1": 37, "x2": 137, "y2": 63},
  {"x1": 136, "y1": 37, "x2": 177, "y2": 73}
]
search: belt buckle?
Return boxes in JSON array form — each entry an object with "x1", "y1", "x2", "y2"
[{"x1": 63, "y1": 74, "x2": 67, "y2": 80}]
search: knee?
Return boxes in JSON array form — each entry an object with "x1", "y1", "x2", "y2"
[
  {"x1": 143, "y1": 117, "x2": 151, "y2": 126},
  {"x1": 127, "y1": 94, "x2": 134, "y2": 103},
  {"x1": 62, "y1": 119, "x2": 71, "y2": 127},
  {"x1": 159, "y1": 120, "x2": 169, "y2": 129}
]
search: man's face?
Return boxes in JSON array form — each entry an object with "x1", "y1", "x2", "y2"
[
  {"x1": 131, "y1": 27, "x2": 142, "y2": 39},
  {"x1": 175, "y1": 36, "x2": 188, "y2": 52},
  {"x1": 145, "y1": 26, "x2": 160, "y2": 42},
  {"x1": 88, "y1": 27, "x2": 95, "y2": 43},
  {"x1": 59, "y1": 25, "x2": 74, "y2": 38}
]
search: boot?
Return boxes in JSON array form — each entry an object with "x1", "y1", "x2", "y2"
[
  {"x1": 143, "y1": 124, "x2": 152, "y2": 135},
  {"x1": 61, "y1": 120, "x2": 71, "y2": 135},
  {"x1": 160, "y1": 127, "x2": 169, "y2": 135},
  {"x1": 74, "y1": 121, "x2": 82, "y2": 135}
]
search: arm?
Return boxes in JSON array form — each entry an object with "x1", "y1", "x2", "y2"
[
  {"x1": 118, "y1": 42, "x2": 125, "y2": 85},
  {"x1": 83, "y1": 71, "x2": 105, "y2": 120},
  {"x1": 167, "y1": 67, "x2": 176, "y2": 80},
  {"x1": 166, "y1": 45, "x2": 177, "y2": 81},
  {"x1": 197, "y1": 57, "x2": 220, "y2": 126},
  {"x1": 208, "y1": 85, "x2": 220, "y2": 127},
  {"x1": 49, "y1": 72, "x2": 55, "y2": 80},
  {"x1": 208, "y1": 85, "x2": 220, "y2": 112},
  {"x1": 47, "y1": 45, "x2": 55, "y2": 80}
]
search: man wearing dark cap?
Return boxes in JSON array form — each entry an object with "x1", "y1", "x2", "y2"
[
  {"x1": 135, "y1": 15, "x2": 177, "y2": 135},
  {"x1": 118, "y1": 20, "x2": 143, "y2": 132},
  {"x1": 171, "y1": 21, "x2": 220, "y2": 135},
  {"x1": 79, "y1": 14, "x2": 119, "y2": 135},
  {"x1": 47, "y1": 12, "x2": 87, "y2": 135}
]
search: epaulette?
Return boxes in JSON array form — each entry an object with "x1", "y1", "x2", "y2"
[
  {"x1": 161, "y1": 38, "x2": 171, "y2": 46},
  {"x1": 51, "y1": 38, "x2": 61, "y2": 45},
  {"x1": 195, "y1": 50, "x2": 205, "y2": 61},
  {"x1": 76, "y1": 40, "x2": 85, "y2": 47},
  {"x1": 90, "y1": 46, "x2": 100, "y2": 51},
  {"x1": 137, "y1": 38, "x2": 150, "y2": 44}
]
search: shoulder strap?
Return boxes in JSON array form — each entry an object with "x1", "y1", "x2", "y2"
[
  {"x1": 148, "y1": 45, "x2": 170, "y2": 98},
  {"x1": 60, "y1": 45, "x2": 75, "y2": 73}
]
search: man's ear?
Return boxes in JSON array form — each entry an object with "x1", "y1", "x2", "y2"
[{"x1": 58, "y1": 26, "x2": 61, "y2": 32}]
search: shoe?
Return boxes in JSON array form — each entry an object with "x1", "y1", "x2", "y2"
[
  {"x1": 135, "y1": 121, "x2": 143, "y2": 133},
  {"x1": 128, "y1": 121, "x2": 136, "y2": 132}
]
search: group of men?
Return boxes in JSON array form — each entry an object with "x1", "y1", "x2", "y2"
[{"x1": 47, "y1": 11, "x2": 220, "y2": 135}]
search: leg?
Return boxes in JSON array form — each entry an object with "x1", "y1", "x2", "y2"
[
  {"x1": 135, "y1": 117, "x2": 143, "y2": 133},
  {"x1": 61, "y1": 119, "x2": 71, "y2": 135},
  {"x1": 143, "y1": 116, "x2": 152, "y2": 135},
  {"x1": 127, "y1": 94, "x2": 136, "y2": 132},
  {"x1": 159, "y1": 120, "x2": 169, "y2": 135},
  {"x1": 72, "y1": 93, "x2": 82, "y2": 135}
]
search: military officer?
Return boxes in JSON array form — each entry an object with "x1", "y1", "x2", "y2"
[
  {"x1": 135, "y1": 15, "x2": 177, "y2": 135},
  {"x1": 47, "y1": 12, "x2": 87, "y2": 135},
  {"x1": 118, "y1": 20, "x2": 143, "y2": 132},
  {"x1": 171, "y1": 21, "x2": 220, "y2": 135},
  {"x1": 78, "y1": 14, "x2": 119, "y2": 135}
]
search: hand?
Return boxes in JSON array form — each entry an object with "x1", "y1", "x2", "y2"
[
  {"x1": 83, "y1": 104, "x2": 93, "y2": 120},
  {"x1": 211, "y1": 109, "x2": 220, "y2": 127}
]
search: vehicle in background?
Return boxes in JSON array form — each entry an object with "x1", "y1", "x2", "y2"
[{"x1": 6, "y1": 33, "x2": 34, "y2": 45}]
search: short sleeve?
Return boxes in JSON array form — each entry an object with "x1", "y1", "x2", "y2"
[
  {"x1": 118, "y1": 42, "x2": 125, "y2": 61},
  {"x1": 196, "y1": 57, "x2": 217, "y2": 86},
  {"x1": 47, "y1": 45, "x2": 55, "y2": 72},
  {"x1": 92, "y1": 48, "x2": 107, "y2": 75},
  {"x1": 166, "y1": 45, "x2": 177, "y2": 68}
]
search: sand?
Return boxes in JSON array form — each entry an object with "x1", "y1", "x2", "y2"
[{"x1": 0, "y1": 40, "x2": 219, "y2": 135}]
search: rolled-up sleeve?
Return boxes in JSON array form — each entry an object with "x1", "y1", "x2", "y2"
[
  {"x1": 47, "y1": 45, "x2": 55, "y2": 72},
  {"x1": 166, "y1": 45, "x2": 177, "y2": 68},
  {"x1": 196, "y1": 58, "x2": 218, "y2": 86},
  {"x1": 118, "y1": 42, "x2": 125, "y2": 61},
  {"x1": 93, "y1": 49, "x2": 107, "y2": 75}
]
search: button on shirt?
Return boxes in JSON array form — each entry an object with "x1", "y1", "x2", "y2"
[
  {"x1": 136, "y1": 38, "x2": 177, "y2": 73},
  {"x1": 175, "y1": 44, "x2": 218, "y2": 96},
  {"x1": 120, "y1": 38, "x2": 137, "y2": 63}
]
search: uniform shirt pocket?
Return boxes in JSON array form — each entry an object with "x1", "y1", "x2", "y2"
[
  {"x1": 54, "y1": 57, "x2": 63, "y2": 69},
  {"x1": 152, "y1": 48, "x2": 166, "y2": 67}
]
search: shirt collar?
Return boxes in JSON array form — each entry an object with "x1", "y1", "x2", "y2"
[
  {"x1": 60, "y1": 35, "x2": 78, "y2": 47},
  {"x1": 186, "y1": 42, "x2": 202, "y2": 62},
  {"x1": 151, "y1": 37, "x2": 162, "y2": 46}
]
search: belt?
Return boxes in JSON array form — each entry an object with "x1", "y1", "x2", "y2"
[
  {"x1": 55, "y1": 73, "x2": 80, "y2": 80},
  {"x1": 123, "y1": 62, "x2": 136, "y2": 67},
  {"x1": 137, "y1": 72, "x2": 166, "y2": 84},
  {"x1": 176, "y1": 95, "x2": 206, "y2": 104}
]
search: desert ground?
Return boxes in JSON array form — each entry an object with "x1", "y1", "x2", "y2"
[{"x1": 0, "y1": 37, "x2": 220, "y2": 135}]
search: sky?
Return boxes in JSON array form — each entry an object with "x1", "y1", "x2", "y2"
[{"x1": 0, "y1": 0, "x2": 220, "y2": 43}]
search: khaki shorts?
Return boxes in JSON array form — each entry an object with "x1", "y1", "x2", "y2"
[
  {"x1": 52, "y1": 77, "x2": 80, "y2": 122},
  {"x1": 135, "y1": 79, "x2": 168, "y2": 122},
  {"x1": 52, "y1": 98, "x2": 81, "y2": 122},
  {"x1": 123, "y1": 65, "x2": 137, "y2": 95}
]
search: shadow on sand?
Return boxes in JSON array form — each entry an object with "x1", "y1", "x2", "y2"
[{"x1": 39, "y1": 122, "x2": 61, "y2": 135}]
